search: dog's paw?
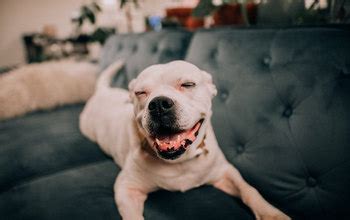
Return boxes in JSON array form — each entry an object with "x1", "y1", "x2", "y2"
[
  {"x1": 254, "y1": 206, "x2": 291, "y2": 220},
  {"x1": 256, "y1": 210, "x2": 291, "y2": 220}
]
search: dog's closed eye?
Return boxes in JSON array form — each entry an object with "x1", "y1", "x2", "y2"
[
  {"x1": 181, "y1": 82, "x2": 196, "y2": 88},
  {"x1": 135, "y1": 91, "x2": 147, "y2": 97}
]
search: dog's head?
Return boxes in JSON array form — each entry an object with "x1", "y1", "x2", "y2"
[{"x1": 129, "y1": 61, "x2": 217, "y2": 162}]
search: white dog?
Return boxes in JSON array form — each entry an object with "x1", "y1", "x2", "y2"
[{"x1": 79, "y1": 60, "x2": 290, "y2": 220}]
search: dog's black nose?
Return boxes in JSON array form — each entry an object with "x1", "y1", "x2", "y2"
[{"x1": 148, "y1": 96, "x2": 174, "y2": 116}]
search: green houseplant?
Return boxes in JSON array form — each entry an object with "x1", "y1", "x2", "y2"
[
  {"x1": 192, "y1": 0, "x2": 257, "y2": 26},
  {"x1": 71, "y1": 1, "x2": 102, "y2": 30},
  {"x1": 71, "y1": 1, "x2": 114, "y2": 44}
]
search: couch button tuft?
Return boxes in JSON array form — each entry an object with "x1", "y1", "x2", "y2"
[
  {"x1": 282, "y1": 106, "x2": 293, "y2": 117},
  {"x1": 236, "y1": 145, "x2": 244, "y2": 154},
  {"x1": 263, "y1": 56, "x2": 271, "y2": 66},
  {"x1": 132, "y1": 45, "x2": 138, "y2": 53},
  {"x1": 210, "y1": 49, "x2": 218, "y2": 59},
  {"x1": 152, "y1": 46, "x2": 158, "y2": 53},
  {"x1": 220, "y1": 90, "x2": 229, "y2": 101},
  {"x1": 306, "y1": 177, "x2": 317, "y2": 187}
]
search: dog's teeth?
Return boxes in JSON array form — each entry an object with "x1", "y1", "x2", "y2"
[
  {"x1": 177, "y1": 135, "x2": 181, "y2": 141},
  {"x1": 155, "y1": 138, "x2": 161, "y2": 145}
]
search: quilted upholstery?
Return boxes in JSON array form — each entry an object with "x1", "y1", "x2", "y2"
[
  {"x1": 0, "y1": 94, "x2": 252, "y2": 220},
  {"x1": 99, "y1": 30, "x2": 192, "y2": 88},
  {"x1": 186, "y1": 27, "x2": 350, "y2": 219},
  {"x1": 0, "y1": 27, "x2": 349, "y2": 220}
]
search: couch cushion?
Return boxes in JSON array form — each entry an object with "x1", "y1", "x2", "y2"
[
  {"x1": 0, "y1": 105, "x2": 254, "y2": 220},
  {"x1": 185, "y1": 27, "x2": 350, "y2": 219},
  {"x1": 0, "y1": 160, "x2": 253, "y2": 220},
  {"x1": 99, "y1": 29, "x2": 192, "y2": 88},
  {"x1": 0, "y1": 105, "x2": 107, "y2": 192}
]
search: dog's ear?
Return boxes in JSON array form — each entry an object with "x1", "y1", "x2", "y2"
[
  {"x1": 128, "y1": 79, "x2": 136, "y2": 91},
  {"x1": 128, "y1": 79, "x2": 136, "y2": 100},
  {"x1": 202, "y1": 71, "x2": 217, "y2": 98}
]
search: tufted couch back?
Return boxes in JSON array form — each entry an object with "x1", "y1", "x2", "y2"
[
  {"x1": 186, "y1": 27, "x2": 350, "y2": 220},
  {"x1": 101, "y1": 27, "x2": 350, "y2": 220},
  {"x1": 99, "y1": 30, "x2": 192, "y2": 88}
]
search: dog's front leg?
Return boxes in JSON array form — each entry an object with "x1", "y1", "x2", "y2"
[
  {"x1": 114, "y1": 172, "x2": 149, "y2": 220},
  {"x1": 211, "y1": 165, "x2": 290, "y2": 220}
]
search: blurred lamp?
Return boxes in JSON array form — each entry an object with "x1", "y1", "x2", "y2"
[{"x1": 148, "y1": 16, "x2": 162, "y2": 31}]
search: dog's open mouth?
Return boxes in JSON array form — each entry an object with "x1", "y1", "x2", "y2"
[{"x1": 153, "y1": 119, "x2": 204, "y2": 160}]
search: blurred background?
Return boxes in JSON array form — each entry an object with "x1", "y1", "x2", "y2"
[{"x1": 0, "y1": 0, "x2": 349, "y2": 68}]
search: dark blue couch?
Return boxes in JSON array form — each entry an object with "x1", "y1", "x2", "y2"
[{"x1": 1, "y1": 27, "x2": 349, "y2": 220}]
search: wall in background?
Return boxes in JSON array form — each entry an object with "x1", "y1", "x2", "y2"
[
  {"x1": 0, "y1": 0, "x2": 195, "y2": 67},
  {"x1": 0, "y1": 0, "x2": 348, "y2": 67},
  {"x1": 0, "y1": 0, "x2": 85, "y2": 67}
]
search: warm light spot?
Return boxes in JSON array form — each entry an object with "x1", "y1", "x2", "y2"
[
  {"x1": 102, "y1": 0, "x2": 116, "y2": 6},
  {"x1": 305, "y1": 0, "x2": 328, "y2": 9}
]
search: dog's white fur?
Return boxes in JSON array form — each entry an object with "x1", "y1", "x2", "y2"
[
  {"x1": 80, "y1": 60, "x2": 290, "y2": 220},
  {"x1": 0, "y1": 60, "x2": 98, "y2": 121}
]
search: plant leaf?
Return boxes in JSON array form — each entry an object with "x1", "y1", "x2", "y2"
[
  {"x1": 86, "y1": 11, "x2": 96, "y2": 24},
  {"x1": 82, "y1": 6, "x2": 96, "y2": 24},
  {"x1": 78, "y1": 16, "x2": 84, "y2": 27}
]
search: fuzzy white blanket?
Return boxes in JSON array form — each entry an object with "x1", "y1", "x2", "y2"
[{"x1": 0, "y1": 60, "x2": 98, "y2": 121}]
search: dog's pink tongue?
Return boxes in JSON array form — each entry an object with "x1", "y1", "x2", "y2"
[{"x1": 155, "y1": 122, "x2": 201, "y2": 151}]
